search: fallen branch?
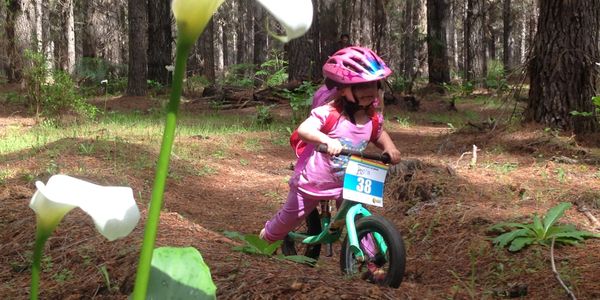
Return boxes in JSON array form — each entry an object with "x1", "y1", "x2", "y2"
[
  {"x1": 550, "y1": 238, "x2": 577, "y2": 300},
  {"x1": 574, "y1": 201, "x2": 600, "y2": 230},
  {"x1": 455, "y1": 145, "x2": 479, "y2": 167}
]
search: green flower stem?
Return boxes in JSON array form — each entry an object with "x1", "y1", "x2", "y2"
[
  {"x1": 131, "y1": 39, "x2": 193, "y2": 300},
  {"x1": 30, "y1": 227, "x2": 52, "y2": 300}
]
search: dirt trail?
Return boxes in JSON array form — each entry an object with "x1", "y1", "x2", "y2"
[{"x1": 1, "y1": 91, "x2": 599, "y2": 299}]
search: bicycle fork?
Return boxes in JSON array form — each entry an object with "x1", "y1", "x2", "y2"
[{"x1": 343, "y1": 202, "x2": 388, "y2": 262}]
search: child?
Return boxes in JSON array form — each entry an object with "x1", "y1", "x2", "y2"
[{"x1": 260, "y1": 46, "x2": 401, "y2": 242}]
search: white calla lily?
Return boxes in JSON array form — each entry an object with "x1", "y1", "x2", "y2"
[
  {"x1": 30, "y1": 174, "x2": 140, "y2": 241},
  {"x1": 171, "y1": 0, "x2": 313, "y2": 44},
  {"x1": 255, "y1": 0, "x2": 313, "y2": 43},
  {"x1": 171, "y1": 0, "x2": 225, "y2": 44}
]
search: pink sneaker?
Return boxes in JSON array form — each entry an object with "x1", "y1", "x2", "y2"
[{"x1": 365, "y1": 262, "x2": 386, "y2": 282}]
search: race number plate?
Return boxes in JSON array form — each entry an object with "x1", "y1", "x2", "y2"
[{"x1": 343, "y1": 155, "x2": 388, "y2": 207}]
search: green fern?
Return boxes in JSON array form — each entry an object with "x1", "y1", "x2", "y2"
[{"x1": 490, "y1": 202, "x2": 600, "y2": 252}]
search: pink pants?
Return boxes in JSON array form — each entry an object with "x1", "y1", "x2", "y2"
[
  {"x1": 263, "y1": 184, "x2": 340, "y2": 242},
  {"x1": 263, "y1": 184, "x2": 378, "y2": 257}
]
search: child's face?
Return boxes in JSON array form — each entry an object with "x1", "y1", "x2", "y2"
[{"x1": 342, "y1": 81, "x2": 379, "y2": 107}]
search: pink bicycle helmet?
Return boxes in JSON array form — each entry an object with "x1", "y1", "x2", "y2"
[{"x1": 323, "y1": 46, "x2": 392, "y2": 84}]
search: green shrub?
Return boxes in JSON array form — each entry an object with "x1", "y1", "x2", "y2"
[
  {"x1": 23, "y1": 50, "x2": 48, "y2": 115},
  {"x1": 485, "y1": 59, "x2": 508, "y2": 91},
  {"x1": 221, "y1": 63, "x2": 255, "y2": 87},
  {"x1": 105, "y1": 77, "x2": 128, "y2": 95},
  {"x1": 389, "y1": 74, "x2": 409, "y2": 93},
  {"x1": 255, "y1": 49, "x2": 288, "y2": 87},
  {"x1": 43, "y1": 70, "x2": 98, "y2": 119},
  {"x1": 281, "y1": 81, "x2": 317, "y2": 124},
  {"x1": 255, "y1": 104, "x2": 274, "y2": 126}
]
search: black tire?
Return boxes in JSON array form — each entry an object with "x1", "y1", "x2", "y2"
[
  {"x1": 340, "y1": 215, "x2": 406, "y2": 288},
  {"x1": 281, "y1": 208, "x2": 322, "y2": 261}
]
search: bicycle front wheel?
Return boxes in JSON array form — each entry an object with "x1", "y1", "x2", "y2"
[
  {"x1": 281, "y1": 208, "x2": 322, "y2": 261},
  {"x1": 340, "y1": 215, "x2": 406, "y2": 288}
]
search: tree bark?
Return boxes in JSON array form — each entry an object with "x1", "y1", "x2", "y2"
[
  {"x1": 147, "y1": 0, "x2": 172, "y2": 85},
  {"x1": 126, "y1": 0, "x2": 147, "y2": 96},
  {"x1": 64, "y1": 0, "x2": 75, "y2": 74},
  {"x1": 464, "y1": 0, "x2": 486, "y2": 81},
  {"x1": 427, "y1": 0, "x2": 450, "y2": 84},
  {"x1": 253, "y1": 3, "x2": 267, "y2": 86},
  {"x1": 6, "y1": 0, "x2": 33, "y2": 83},
  {"x1": 502, "y1": 0, "x2": 511, "y2": 71},
  {"x1": 526, "y1": 0, "x2": 599, "y2": 134}
]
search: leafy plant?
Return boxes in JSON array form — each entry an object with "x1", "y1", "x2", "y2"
[
  {"x1": 389, "y1": 74, "x2": 409, "y2": 93},
  {"x1": 223, "y1": 231, "x2": 317, "y2": 265},
  {"x1": 98, "y1": 265, "x2": 117, "y2": 292},
  {"x1": 255, "y1": 104, "x2": 274, "y2": 126},
  {"x1": 485, "y1": 59, "x2": 508, "y2": 92},
  {"x1": 490, "y1": 202, "x2": 600, "y2": 252},
  {"x1": 221, "y1": 63, "x2": 255, "y2": 87},
  {"x1": 281, "y1": 81, "x2": 318, "y2": 124},
  {"x1": 255, "y1": 49, "x2": 288, "y2": 87},
  {"x1": 147, "y1": 79, "x2": 164, "y2": 96},
  {"x1": 570, "y1": 96, "x2": 600, "y2": 117},
  {"x1": 224, "y1": 231, "x2": 281, "y2": 256}
]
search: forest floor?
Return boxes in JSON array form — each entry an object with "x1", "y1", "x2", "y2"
[{"x1": 1, "y1": 83, "x2": 600, "y2": 299}]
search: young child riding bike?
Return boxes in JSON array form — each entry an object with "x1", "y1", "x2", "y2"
[{"x1": 260, "y1": 46, "x2": 401, "y2": 242}]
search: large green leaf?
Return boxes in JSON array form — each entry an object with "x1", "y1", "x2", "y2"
[
  {"x1": 545, "y1": 224, "x2": 577, "y2": 236},
  {"x1": 488, "y1": 222, "x2": 531, "y2": 232},
  {"x1": 492, "y1": 228, "x2": 532, "y2": 248},
  {"x1": 542, "y1": 202, "x2": 572, "y2": 235},
  {"x1": 508, "y1": 237, "x2": 537, "y2": 252},
  {"x1": 532, "y1": 215, "x2": 544, "y2": 238},
  {"x1": 146, "y1": 247, "x2": 216, "y2": 300},
  {"x1": 551, "y1": 230, "x2": 600, "y2": 240}
]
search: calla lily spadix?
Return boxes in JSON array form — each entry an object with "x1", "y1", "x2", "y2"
[
  {"x1": 30, "y1": 174, "x2": 140, "y2": 240},
  {"x1": 171, "y1": 0, "x2": 313, "y2": 44}
]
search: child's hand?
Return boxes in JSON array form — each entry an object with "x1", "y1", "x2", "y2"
[
  {"x1": 384, "y1": 148, "x2": 401, "y2": 164},
  {"x1": 325, "y1": 138, "x2": 343, "y2": 156}
]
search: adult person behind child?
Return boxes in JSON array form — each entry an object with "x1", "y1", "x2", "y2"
[{"x1": 332, "y1": 33, "x2": 352, "y2": 55}]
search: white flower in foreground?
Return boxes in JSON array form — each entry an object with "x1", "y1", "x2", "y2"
[
  {"x1": 255, "y1": 0, "x2": 313, "y2": 43},
  {"x1": 30, "y1": 175, "x2": 140, "y2": 241},
  {"x1": 171, "y1": 0, "x2": 313, "y2": 43}
]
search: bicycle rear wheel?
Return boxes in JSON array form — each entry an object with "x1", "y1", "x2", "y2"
[
  {"x1": 281, "y1": 209, "x2": 322, "y2": 261},
  {"x1": 340, "y1": 215, "x2": 406, "y2": 288}
]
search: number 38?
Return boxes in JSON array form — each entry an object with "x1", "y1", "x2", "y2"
[{"x1": 356, "y1": 177, "x2": 372, "y2": 194}]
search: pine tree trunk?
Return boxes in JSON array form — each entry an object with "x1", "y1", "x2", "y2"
[
  {"x1": 502, "y1": 0, "x2": 511, "y2": 71},
  {"x1": 464, "y1": 0, "x2": 486, "y2": 81},
  {"x1": 33, "y1": 0, "x2": 41, "y2": 51},
  {"x1": 126, "y1": 0, "x2": 147, "y2": 96},
  {"x1": 147, "y1": 0, "x2": 172, "y2": 85},
  {"x1": 65, "y1": 0, "x2": 75, "y2": 74},
  {"x1": 198, "y1": 18, "x2": 216, "y2": 82},
  {"x1": 6, "y1": 0, "x2": 33, "y2": 83},
  {"x1": 287, "y1": 34, "x2": 314, "y2": 83},
  {"x1": 253, "y1": 4, "x2": 267, "y2": 86},
  {"x1": 427, "y1": 0, "x2": 450, "y2": 84},
  {"x1": 526, "y1": 0, "x2": 599, "y2": 134}
]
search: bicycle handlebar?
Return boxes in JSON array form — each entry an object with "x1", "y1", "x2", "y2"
[{"x1": 316, "y1": 144, "x2": 391, "y2": 164}]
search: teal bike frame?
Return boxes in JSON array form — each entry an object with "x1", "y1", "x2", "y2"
[{"x1": 287, "y1": 199, "x2": 388, "y2": 261}]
